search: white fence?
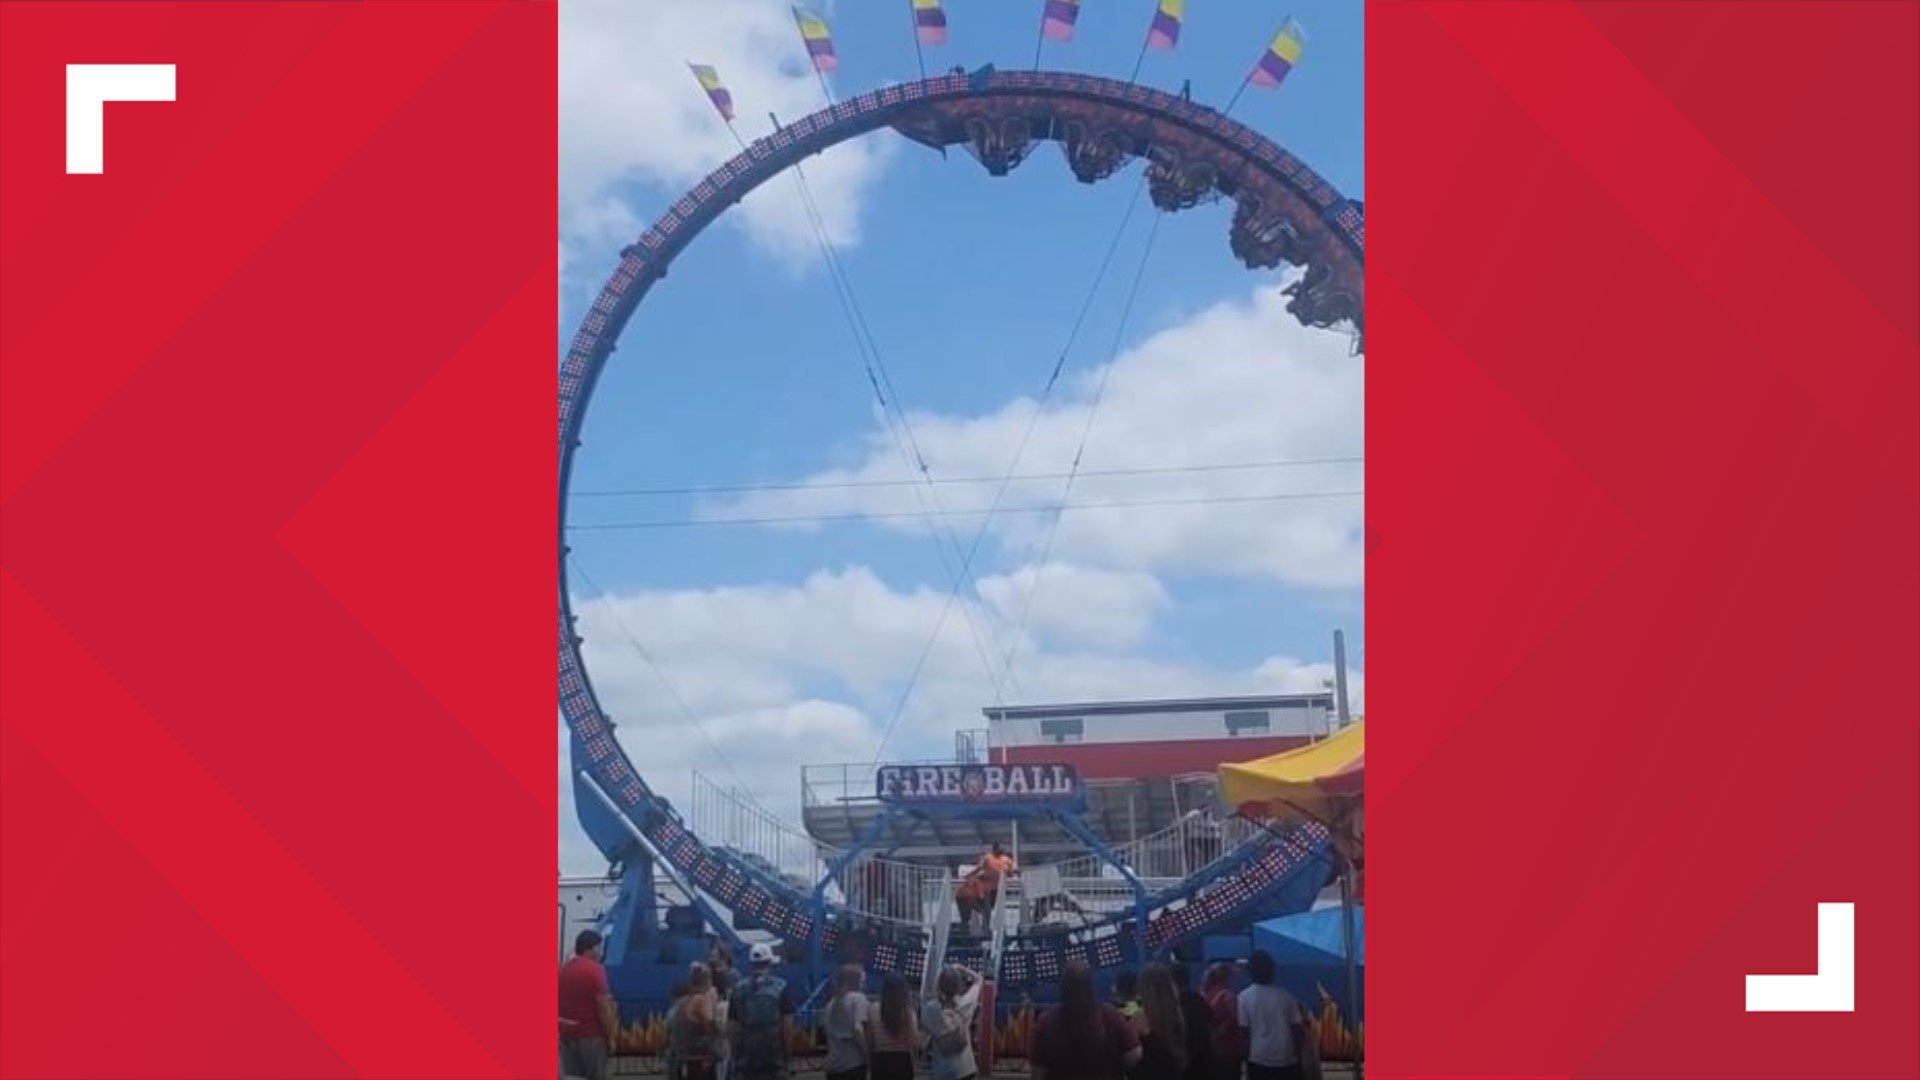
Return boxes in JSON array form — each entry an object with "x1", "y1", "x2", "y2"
[{"x1": 687, "y1": 771, "x2": 1273, "y2": 932}]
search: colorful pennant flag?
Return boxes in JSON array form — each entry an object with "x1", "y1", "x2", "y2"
[
  {"x1": 688, "y1": 63, "x2": 735, "y2": 121},
  {"x1": 1249, "y1": 17, "x2": 1305, "y2": 89},
  {"x1": 912, "y1": 0, "x2": 948, "y2": 46},
  {"x1": 1042, "y1": 0, "x2": 1081, "y2": 42},
  {"x1": 792, "y1": 6, "x2": 838, "y2": 73},
  {"x1": 1146, "y1": 0, "x2": 1183, "y2": 50}
]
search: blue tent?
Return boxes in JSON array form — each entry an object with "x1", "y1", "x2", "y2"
[{"x1": 1253, "y1": 907, "x2": 1364, "y2": 1020}]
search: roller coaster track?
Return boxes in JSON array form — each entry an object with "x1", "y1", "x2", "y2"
[{"x1": 562, "y1": 70, "x2": 1360, "y2": 988}]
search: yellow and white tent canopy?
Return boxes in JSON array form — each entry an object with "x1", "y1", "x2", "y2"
[{"x1": 1218, "y1": 720, "x2": 1364, "y2": 830}]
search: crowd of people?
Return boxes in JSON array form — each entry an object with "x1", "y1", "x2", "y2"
[
  {"x1": 1024, "y1": 953, "x2": 1318, "y2": 1080},
  {"x1": 560, "y1": 930, "x2": 1318, "y2": 1080}
]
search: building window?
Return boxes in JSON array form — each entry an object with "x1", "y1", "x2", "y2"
[
  {"x1": 1224, "y1": 710, "x2": 1271, "y2": 736},
  {"x1": 1039, "y1": 718, "x2": 1084, "y2": 744}
]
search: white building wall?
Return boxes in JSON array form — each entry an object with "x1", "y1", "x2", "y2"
[
  {"x1": 989, "y1": 702, "x2": 1332, "y2": 748},
  {"x1": 558, "y1": 876, "x2": 621, "y2": 964}
]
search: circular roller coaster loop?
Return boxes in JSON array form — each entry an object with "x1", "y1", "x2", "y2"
[{"x1": 561, "y1": 68, "x2": 1361, "y2": 989}]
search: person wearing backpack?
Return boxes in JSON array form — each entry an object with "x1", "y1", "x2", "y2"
[
  {"x1": 729, "y1": 944, "x2": 796, "y2": 1080},
  {"x1": 922, "y1": 965, "x2": 983, "y2": 1080}
]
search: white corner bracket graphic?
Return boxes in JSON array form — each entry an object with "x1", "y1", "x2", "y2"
[
  {"x1": 66, "y1": 64, "x2": 175, "y2": 174},
  {"x1": 1745, "y1": 902, "x2": 1855, "y2": 1013}
]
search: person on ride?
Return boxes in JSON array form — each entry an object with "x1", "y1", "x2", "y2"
[
  {"x1": 955, "y1": 870, "x2": 992, "y2": 936},
  {"x1": 672, "y1": 964, "x2": 724, "y2": 1080},
  {"x1": 822, "y1": 965, "x2": 872, "y2": 1080},
  {"x1": 922, "y1": 965, "x2": 984, "y2": 1080},
  {"x1": 978, "y1": 842, "x2": 1018, "y2": 894},
  {"x1": 1130, "y1": 964, "x2": 1188, "y2": 1080},
  {"x1": 865, "y1": 975, "x2": 921, "y2": 1080},
  {"x1": 1031, "y1": 961, "x2": 1142, "y2": 1080},
  {"x1": 960, "y1": 842, "x2": 1019, "y2": 934}
]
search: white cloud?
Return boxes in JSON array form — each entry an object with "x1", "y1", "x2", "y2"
[
  {"x1": 975, "y1": 563, "x2": 1168, "y2": 651},
  {"x1": 558, "y1": 0, "x2": 894, "y2": 270},
  {"x1": 559, "y1": 566, "x2": 1361, "y2": 871},
  {"x1": 704, "y1": 284, "x2": 1365, "y2": 588}
]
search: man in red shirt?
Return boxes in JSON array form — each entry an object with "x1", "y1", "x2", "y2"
[{"x1": 559, "y1": 930, "x2": 618, "y2": 1080}]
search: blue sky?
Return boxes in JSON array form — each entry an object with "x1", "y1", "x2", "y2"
[{"x1": 558, "y1": 0, "x2": 1362, "y2": 871}]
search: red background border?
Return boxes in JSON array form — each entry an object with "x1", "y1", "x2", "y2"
[
  {"x1": 1370, "y1": 2, "x2": 1918, "y2": 1078},
  {"x1": 1, "y1": 3, "x2": 556, "y2": 1077},
  {"x1": 1, "y1": 1, "x2": 1915, "y2": 1078}
]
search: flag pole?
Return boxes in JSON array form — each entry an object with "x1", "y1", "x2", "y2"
[
  {"x1": 1128, "y1": 36, "x2": 1150, "y2": 84},
  {"x1": 1032, "y1": 0, "x2": 1047, "y2": 68},
  {"x1": 794, "y1": 7, "x2": 837, "y2": 107},
  {"x1": 1223, "y1": 70, "x2": 1254, "y2": 116},
  {"x1": 908, "y1": 0, "x2": 927, "y2": 81},
  {"x1": 1226, "y1": 15, "x2": 1290, "y2": 117},
  {"x1": 688, "y1": 64, "x2": 750, "y2": 155}
]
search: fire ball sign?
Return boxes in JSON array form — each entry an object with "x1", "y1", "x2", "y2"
[{"x1": 876, "y1": 763, "x2": 1084, "y2": 807}]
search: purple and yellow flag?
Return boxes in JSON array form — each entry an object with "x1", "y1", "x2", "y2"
[
  {"x1": 792, "y1": 7, "x2": 838, "y2": 73},
  {"x1": 687, "y1": 63, "x2": 735, "y2": 122},
  {"x1": 912, "y1": 0, "x2": 948, "y2": 46},
  {"x1": 1042, "y1": 0, "x2": 1081, "y2": 42},
  {"x1": 1145, "y1": 0, "x2": 1183, "y2": 50},
  {"x1": 1249, "y1": 17, "x2": 1304, "y2": 89}
]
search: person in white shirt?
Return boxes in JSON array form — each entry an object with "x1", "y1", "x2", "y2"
[
  {"x1": 923, "y1": 965, "x2": 984, "y2": 1080},
  {"x1": 822, "y1": 965, "x2": 872, "y2": 1080},
  {"x1": 1236, "y1": 951, "x2": 1309, "y2": 1080}
]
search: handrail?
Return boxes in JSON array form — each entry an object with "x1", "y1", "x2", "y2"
[
  {"x1": 578, "y1": 771, "x2": 746, "y2": 951},
  {"x1": 922, "y1": 879, "x2": 957, "y2": 1000},
  {"x1": 986, "y1": 876, "x2": 1012, "y2": 979}
]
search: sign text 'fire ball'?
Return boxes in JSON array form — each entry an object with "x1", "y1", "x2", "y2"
[{"x1": 875, "y1": 763, "x2": 1083, "y2": 805}]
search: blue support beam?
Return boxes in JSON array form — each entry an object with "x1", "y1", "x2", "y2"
[
  {"x1": 1052, "y1": 810, "x2": 1153, "y2": 959},
  {"x1": 601, "y1": 851, "x2": 657, "y2": 966},
  {"x1": 810, "y1": 807, "x2": 899, "y2": 975}
]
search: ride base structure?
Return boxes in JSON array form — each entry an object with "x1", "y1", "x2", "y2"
[{"x1": 573, "y1": 752, "x2": 1333, "y2": 1032}]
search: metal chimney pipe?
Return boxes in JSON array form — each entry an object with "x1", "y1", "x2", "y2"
[{"x1": 1334, "y1": 628, "x2": 1353, "y2": 729}]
